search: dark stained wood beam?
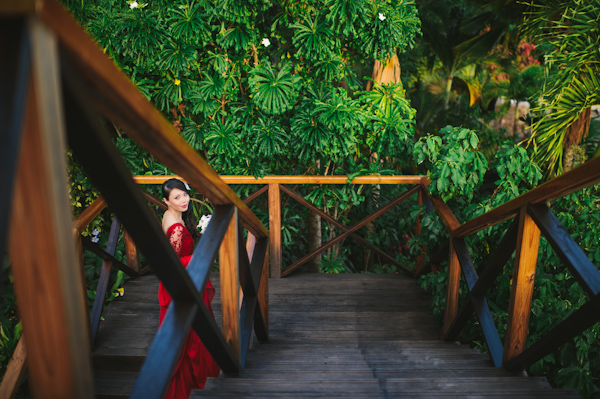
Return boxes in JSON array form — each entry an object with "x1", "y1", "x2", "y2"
[
  {"x1": 283, "y1": 186, "x2": 420, "y2": 277},
  {"x1": 447, "y1": 238, "x2": 504, "y2": 367},
  {"x1": 90, "y1": 216, "x2": 121, "y2": 342},
  {"x1": 279, "y1": 184, "x2": 411, "y2": 275},
  {"x1": 528, "y1": 204, "x2": 600, "y2": 297}
]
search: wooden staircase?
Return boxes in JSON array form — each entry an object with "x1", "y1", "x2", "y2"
[{"x1": 92, "y1": 273, "x2": 579, "y2": 398}]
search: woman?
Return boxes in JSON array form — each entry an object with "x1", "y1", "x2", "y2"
[{"x1": 158, "y1": 178, "x2": 220, "y2": 399}]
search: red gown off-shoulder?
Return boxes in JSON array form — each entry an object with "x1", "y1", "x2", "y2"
[{"x1": 158, "y1": 223, "x2": 220, "y2": 399}]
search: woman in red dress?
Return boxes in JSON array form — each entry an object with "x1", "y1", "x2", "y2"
[{"x1": 158, "y1": 178, "x2": 220, "y2": 399}]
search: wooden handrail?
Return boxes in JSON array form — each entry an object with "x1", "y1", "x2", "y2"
[
  {"x1": 134, "y1": 175, "x2": 425, "y2": 185},
  {"x1": 450, "y1": 155, "x2": 600, "y2": 238},
  {"x1": 422, "y1": 156, "x2": 600, "y2": 372},
  {"x1": 134, "y1": 176, "x2": 425, "y2": 278}
]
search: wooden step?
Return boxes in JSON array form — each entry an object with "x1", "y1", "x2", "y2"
[{"x1": 93, "y1": 273, "x2": 580, "y2": 399}]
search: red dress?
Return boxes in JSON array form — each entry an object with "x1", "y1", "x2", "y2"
[{"x1": 158, "y1": 223, "x2": 220, "y2": 399}]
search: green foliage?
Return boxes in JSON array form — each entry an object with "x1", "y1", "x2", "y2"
[
  {"x1": 415, "y1": 126, "x2": 487, "y2": 202},
  {"x1": 248, "y1": 62, "x2": 302, "y2": 115},
  {"x1": 524, "y1": 0, "x2": 600, "y2": 176}
]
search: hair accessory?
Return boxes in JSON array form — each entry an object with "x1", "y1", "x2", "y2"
[{"x1": 184, "y1": 182, "x2": 191, "y2": 191}]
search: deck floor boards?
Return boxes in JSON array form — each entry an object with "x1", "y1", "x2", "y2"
[{"x1": 92, "y1": 273, "x2": 580, "y2": 399}]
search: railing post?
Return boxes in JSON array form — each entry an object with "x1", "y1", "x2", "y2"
[
  {"x1": 443, "y1": 239, "x2": 461, "y2": 337},
  {"x1": 220, "y1": 208, "x2": 241, "y2": 363},
  {"x1": 268, "y1": 183, "x2": 282, "y2": 278},
  {"x1": 123, "y1": 227, "x2": 140, "y2": 273},
  {"x1": 503, "y1": 206, "x2": 541, "y2": 364},
  {"x1": 8, "y1": 17, "x2": 93, "y2": 397}
]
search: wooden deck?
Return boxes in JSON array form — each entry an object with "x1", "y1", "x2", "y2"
[{"x1": 93, "y1": 273, "x2": 580, "y2": 399}]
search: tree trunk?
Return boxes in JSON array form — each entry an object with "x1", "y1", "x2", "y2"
[
  {"x1": 563, "y1": 107, "x2": 592, "y2": 171},
  {"x1": 307, "y1": 211, "x2": 321, "y2": 273},
  {"x1": 366, "y1": 54, "x2": 402, "y2": 90}
]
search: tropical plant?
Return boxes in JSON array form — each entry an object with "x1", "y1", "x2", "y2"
[{"x1": 523, "y1": 0, "x2": 600, "y2": 176}]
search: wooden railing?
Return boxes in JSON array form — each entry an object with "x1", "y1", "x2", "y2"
[
  {"x1": 0, "y1": 2, "x2": 269, "y2": 398},
  {"x1": 134, "y1": 175, "x2": 427, "y2": 278},
  {"x1": 423, "y1": 155, "x2": 600, "y2": 370}
]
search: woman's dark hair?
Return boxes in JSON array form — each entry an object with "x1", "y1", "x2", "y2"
[{"x1": 162, "y1": 178, "x2": 200, "y2": 240}]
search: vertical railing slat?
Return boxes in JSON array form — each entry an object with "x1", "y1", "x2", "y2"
[
  {"x1": 8, "y1": 17, "x2": 93, "y2": 397},
  {"x1": 268, "y1": 183, "x2": 282, "y2": 278},
  {"x1": 220, "y1": 208, "x2": 241, "y2": 363},
  {"x1": 443, "y1": 240, "x2": 461, "y2": 336},
  {"x1": 503, "y1": 206, "x2": 541, "y2": 364}
]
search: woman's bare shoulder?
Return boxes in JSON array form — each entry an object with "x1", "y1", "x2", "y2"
[{"x1": 162, "y1": 212, "x2": 180, "y2": 234}]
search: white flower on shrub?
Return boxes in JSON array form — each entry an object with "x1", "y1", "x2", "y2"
[
  {"x1": 261, "y1": 38, "x2": 271, "y2": 47},
  {"x1": 130, "y1": 1, "x2": 138, "y2": 9},
  {"x1": 378, "y1": 13, "x2": 386, "y2": 21},
  {"x1": 197, "y1": 214, "x2": 212, "y2": 234}
]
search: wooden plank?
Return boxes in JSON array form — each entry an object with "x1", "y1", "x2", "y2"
[
  {"x1": 444, "y1": 218, "x2": 519, "y2": 341},
  {"x1": 243, "y1": 184, "x2": 268, "y2": 204},
  {"x1": 72, "y1": 195, "x2": 107, "y2": 234},
  {"x1": 81, "y1": 236, "x2": 137, "y2": 277},
  {"x1": 429, "y1": 196, "x2": 461, "y2": 232},
  {"x1": 450, "y1": 155, "x2": 600, "y2": 238},
  {"x1": 0, "y1": 0, "x2": 39, "y2": 14},
  {"x1": 141, "y1": 190, "x2": 167, "y2": 210},
  {"x1": 0, "y1": 18, "x2": 29, "y2": 262},
  {"x1": 257, "y1": 242, "x2": 269, "y2": 342},
  {"x1": 449, "y1": 239, "x2": 503, "y2": 367},
  {"x1": 503, "y1": 206, "x2": 541, "y2": 364},
  {"x1": 220, "y1": 208, "x2": 241, "y2": 364},
  {"x1": 443, "y1": 240, "x2": 461, "y2": 337},
  {"x1": 90, "y1": 216, "x2": 121, "y2": 342},
  {"x1": 9, "y1": 19, "x2": 93, "y2": 397},
  {"x1": 123, "y1": 227, "x2": 140, "y2": 273},
  {"x1": 269, "y1": 183, "x2": 282, "y2": 278},
  {"x1": 0, "y1": 337, "x2": 27, "y2": 399},
  {"x1": 39, "y1": 0, "x2": 267, "y2": 239},
  {"x1": 134, "y1": 175, "x2": 425, "y2": 185},
  {"x1": 504, "y1": 294, "x2": 600, "y2": 371},
  {"x1": 62, "y1": 54, "x2": 239, "y2": 378},
  {"x1": 279, "y1": 185, "x2": 411, "y2": 274},
  {"x1": 283, "y1": 186, "x2": 420, "y2": 277},
  {"x1": 528, "y1": 204, "x2": 600, "y2": 296}
]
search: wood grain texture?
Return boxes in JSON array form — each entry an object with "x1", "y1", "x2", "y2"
[
  {"x1": 72, "y1": 196, "x2": 106, "y2": 234},
  {"x1": 415, "y1": 189, "x2": 425, "y2": 274},
  {"x1": 528, "y1": 204, "x2": 600, "y2": 297},
  {"x1": 0, "y1": 337, "x2": 27, "y2": 399},
  {"x1": 243, "y1": 185, "x2": 269, "y2": 204},
  {"x1": 133, "y1": 175, "x2": 425, "y2": 185},
  {"x1": 269, "y1": 184, "x2": 282, "y2": 279},
  {"x1": 257, "y1": 246, "x2": 269, "y2": 342},
  {"x1": 505, "y1": 294, "x2": 600, "y2": 371},
  {"x1": 9, "y1": 29, "x2": 92, "y2": 397},
  {"x1": 443, "y1": 240, "x2": 461, "y2": 337},
  {"x1": 448, "y1": 239, "x2": 503, "y2": 367},
  {"x1": 429, "y1": 196, "x2": 461, "y2": 233},
  {"x1": 220, "y1": 209, "x2": 241, "y2": 363},
  {"x1": 503, "y1": 206, "x2": 541, "y2": 365},
  {"x1": 39, "y1": 0, "x2": 267, "y2": 239},
  {"x1": 90, "y1": 217, "x2": 121, "y2": 342},
  {"x1": 123, "y1": 227, "x2": 140, "y2": 273}
]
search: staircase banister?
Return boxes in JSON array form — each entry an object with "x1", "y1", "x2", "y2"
[
  {"x1": 134, "y1": 174, "x2": 426, "y2": 185},
  {"x1": 449, "y1": 155, "x2": 600, "y2": 238}
]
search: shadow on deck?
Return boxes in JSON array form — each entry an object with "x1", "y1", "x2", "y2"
[{"x1": 93, "y1": 273, "x2": 580, "y2": 399}]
